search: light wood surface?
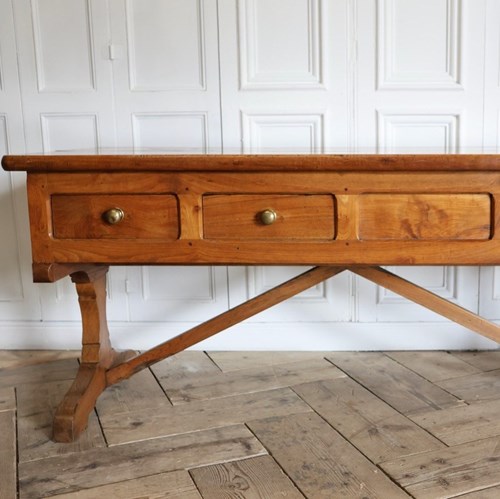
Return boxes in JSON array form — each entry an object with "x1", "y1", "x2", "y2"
[
  {"x1": 5, "y1": 350, "x2": 500, "y2": 498},
  {"x1": 203, "y1": 194, "x2": 335, "y2": 240},
  {"x1": 358, "y1": 193, "x2": 491, "y2": 240},
  {"x1": 51, "y1": 194, "x2": 179, "y2": 240},
  {"x1": 0, "y1": 410, "x2": 16, "y2": 499},
  {"x1": 190, "y1": 455, "x2": 304, "y2": 499}
]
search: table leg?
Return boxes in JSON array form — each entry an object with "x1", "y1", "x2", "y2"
[{"x1": 52, "y1": 266, "x2": 133, "y2": 443}]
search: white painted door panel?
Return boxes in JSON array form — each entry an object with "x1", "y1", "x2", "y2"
[
  {"x1": 13, "y1": 0, "x2": 117, "y2": 152},
  {"x1": 0, "y1": 0, "x2": 41, "y2": 321},
  {"x1": 480, "y1": 0, "x2": 500, "y2": 321},
  {"x1": 108, "y1": 0, "x2": 222, "y2": 150}
]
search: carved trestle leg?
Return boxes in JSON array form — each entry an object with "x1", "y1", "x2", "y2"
[{"x1": 52, "y1": 266, "x2": 133, "y2": 443}]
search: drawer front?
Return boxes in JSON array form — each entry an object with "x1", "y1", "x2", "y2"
[
  {"x1": 203, "y1": 194, "x2": 335, "y2": 240},
  {"x1": 51, "y1": 194, "x2": 179, "y2": 239},
  {"x1": 358, "y1": 194, "x2": 492, "y2": 241}
]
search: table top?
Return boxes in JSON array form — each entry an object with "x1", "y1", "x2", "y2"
[{"x1": 4, "y1": 148, "x2": 500, "y2": 172}]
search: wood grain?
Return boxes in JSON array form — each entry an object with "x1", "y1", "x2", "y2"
[
  {"x1": 207, "y1": 351, "x2": 327, "y2": 372},
  {"x1": 0, "y1": 357, "x2": 79, "y2": 389},
  {"x1": 0, "y1": 349, "x2": 79, "y2": 370},
  {"x1": 437, "y1": 368, "x2": 500, "y2": 403},
  {"x1": 191, "y1": 455, "x2": 304, "y2": 499},
  {"x1": 9, "y1": 350, "x2": 500, "y2": 498},
  {"x1": 452, "y1": 350, "x2": 500, "y2": 372},
  {"x1": 18, "y1": 425, "x2": 266, "y2": 498},
  {"x1": 326, "y1": 352, "x2": 463, "y2": 414},
  {"x1": 0, "y1": 387, "x2": 16, "y2": 412},
  {"x1": 0, "y1": 410, "x2": 16, "y2": 499},
  {"x1": 51, "y1": 193, "x2": 179, "y2": 240},
  {"x1": 20, "y1": 166, "x2": 500, "y2": 266},
  {"x1": 385, "y1": 351, "x2": 482, "y2": 382},
  {"x1": 293, "y1": 377, "x2": 444, "y2": 463},
  {"x1": 150, "y1": 351, "x2": 221, "y2": 385},
  {"x1": 98, "y1": 387, "x2": 312, "y2": 445},
  {"x1": 454, "y1": 485, "x2": 500, "y2": 498},
  {"x1": 96, "y1": 367, "x2": 171, "y2": 414},
  {"x1": 5, "y1": 153, "x2": 500, "y2": 172},
  {"x1": 16, "y1": 379, "x2": 105, "y2": 463},
  {"x1": 410, "y1": 398, "x2": 500, "y2": 446},
  {"x1": 203, "y1": 194, "x2": 335, "y2": 240},
  {"x1": 380, "y1": 437, "x2": 500, "y2": 498},
  {"x1": 358, "y1": 194, "x2": 491, "y2": 240},
  {"x1": 50, "y1": 471, "x2": 202, "y2": 498},
  {"x1": 248, "y1": 412, "x2": 409, "y2": 498},
  {"x1": 164, "y1": 358, "x2": 346, "y2": 404}
]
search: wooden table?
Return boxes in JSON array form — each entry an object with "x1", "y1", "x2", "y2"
[{"x1": 3, "y1": 152, "x2": 500, "y2": 442}]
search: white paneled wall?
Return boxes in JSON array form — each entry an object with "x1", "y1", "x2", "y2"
[{"x1": 0, "y1": 0, "x2": 498, "y2": 350}]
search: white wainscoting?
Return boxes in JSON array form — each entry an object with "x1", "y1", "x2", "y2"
[{"x1": 0, "y1": 0, "x2": 499, "y2": 350}]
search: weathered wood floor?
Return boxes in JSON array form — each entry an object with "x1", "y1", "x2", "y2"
[{"x1": 3, "y1": 350, "x2": 500, "y2": 498}]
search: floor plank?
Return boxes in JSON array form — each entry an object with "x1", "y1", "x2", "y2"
[
  {"x1": 410, "y1": 398, "x2": 500, "y2": 446},
  {"x1": 248, "y1": 412, "x2": 410, "y2": 498},
  {"x1": 437, "y1": 369, "x2": 500, "y2": 403},
  {"x1": 99, "y1": 387, "x2": 312, "y2": 445},
  {"x1": 16, "y1": 379, "x2": 106, "y2": 463},
  {"x1": 380, "y1": 437, "x2": 500, "y2": 498},
  {"x1": 19, "y1": 425, "x2": 266, "y2": 498},
  {"x1": 452, "y1": 351, "x2": 500, "y2": 372},
  {"x1": 9, "y1": 350, "x2": 500, "y2": 498},
  {"x1": 0, "y1": 350, "x2": 79, "y2": 370},
  {"x1": 327, "y1": 352, "x2": 464, "y2": 414},
  {"x1": 96, "y1": 367, "x2": 171, "y2": 414},
  {"x1": 0, "y1": 410, "x2": 17, "y2": 499},
  {"x1": 190, "y1": 455, "x2": 305, "y2": 499},
  {"x1": 150, "y1": 351, "x2": 221, "y2": 387},
  {"x1": 293, "y1": 377, "x2": 444, "y2": 463},
  {"x1": 0, "y1": 358, "x2": 79, "y2": 389},
  {"x1": 207, "y1": 351, "x2": 328, "y2": 373},
  {"x1": 0, "y1": 386, "x2": 16, "y2": 412},
  {"x1": 165, "y1": 358, "x2": 346, "y2": 405},
  {"x1": 454, "y1": 485, "x2": 500, "y2": 498},
  {"x1": 49, "y1": 471, "x2": 202, "y2": 498},
  {"x1": 386, "y1": 351, "x2": 481, "y2": 382}
]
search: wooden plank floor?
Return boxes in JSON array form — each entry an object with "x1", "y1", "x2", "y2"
[{"x1": 3, "y1": 350, "x2": 500, "y2": 498}]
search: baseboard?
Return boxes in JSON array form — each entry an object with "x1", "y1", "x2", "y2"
[{"x1": 0, "y1": 321, "x2": 498, "y2": 350}]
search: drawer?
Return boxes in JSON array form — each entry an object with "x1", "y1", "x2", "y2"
[
  {"x1": 51, "y1": 194, "x2": 179, "y2": 239},
  {"x1": 203, "y1": 194, "x2": 335, "y2": 240},
  {"x1": 358, "y1": 194, "x2": 492, "y2": 240}
]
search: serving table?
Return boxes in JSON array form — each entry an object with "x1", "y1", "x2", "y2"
[{"x1": 3, "y1": 151, "x2": 500, "y2": 442}]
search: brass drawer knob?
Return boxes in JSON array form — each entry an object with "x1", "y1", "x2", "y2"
[
  {"x1": 102, "y1": 207, "x2": 124, "y2": 225},
  {"x1": 259, "y1": 209, "x2": 277, "y2": 225}
]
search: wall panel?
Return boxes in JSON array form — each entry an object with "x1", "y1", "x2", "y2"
[
  {"x1": 41, "y1": 114, "x2": 99, "y2": 151},
  {"x1": 0, "y1": 116, "x2": 23, "y2": 302},
  {"x1": 0, "y1": 0, "x2": 497, "y2": 350},
  {"x1": 378, "y1": 0, "x2": 462, "y2": 89},
  {"x1": 239, "y1": 0, "x2": 322, "y2": 88},
  {"x1": 241, "y1": 113, "x2": 324, "y2": 151},
  {"x1": 32, "y1": 0, "x2": 95, "y2": 92},
  {"x1": 132, "y1": 113, "x2": 208, "y2": 150},
  {"x1": 126, "y1": 0, "x2": 205, "y2": 90},
  {"x1": 0, "y1": 0, "x2": 41, "y2": 323}
]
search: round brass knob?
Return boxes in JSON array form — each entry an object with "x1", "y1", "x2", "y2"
[
  {"x1": 102, "y1": 207, "x2": 124, "y2": 225},
  {"x1": 259, "y1": 209, "x2": 277, "y2": 226}
]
